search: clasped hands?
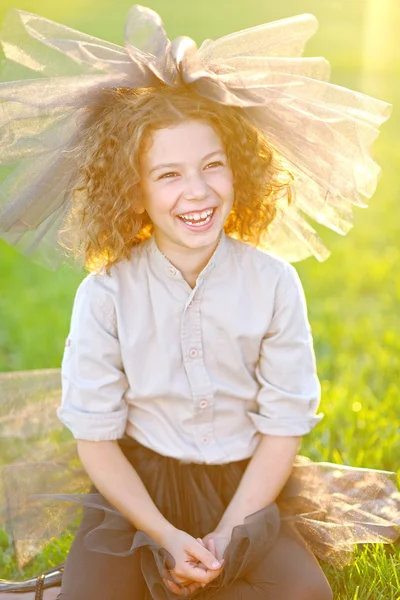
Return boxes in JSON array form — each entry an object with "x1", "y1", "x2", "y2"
[{"x1": 161, "y1": 527, "x2": 232, "y2": 596}]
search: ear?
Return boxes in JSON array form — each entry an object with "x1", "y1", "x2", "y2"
[{"x1": 133, "y1": 199, "x2": 146, "y2": 215}]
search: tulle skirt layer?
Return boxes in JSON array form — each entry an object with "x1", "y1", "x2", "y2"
[
  {"x1": 73, "y1": 438, "x2": 283, "y2": 599},
  {"x1": 0, "y1": 369, "x2": 399, "y2": 592},
  {"x1": 54, "y1": 437, "x2": 400, "y2": 599}
]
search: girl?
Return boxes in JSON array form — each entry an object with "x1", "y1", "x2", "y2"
[
  {"x1": 0, "y1": 6, "x2": 399, "y2": 600},
  {"x1": 55, "y1": 85, "x2": 330, "y2": 600}
]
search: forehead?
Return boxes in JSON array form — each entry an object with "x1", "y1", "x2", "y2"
[{"x1": 144, "y1": 120, "x2": 224, "y2": 166}]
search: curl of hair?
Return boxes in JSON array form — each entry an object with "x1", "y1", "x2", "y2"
[{"x1": 59, "y1": 86, "x2": 293, "y2": 273}]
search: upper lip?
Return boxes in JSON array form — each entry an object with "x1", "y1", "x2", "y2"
[{"x1": 176, "y1": 207, "x2": 217, "y2": 216}]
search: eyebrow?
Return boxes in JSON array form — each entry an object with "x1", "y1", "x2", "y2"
[{"x1": 149, "y1": 150, "x2": 226, "y2": 174}]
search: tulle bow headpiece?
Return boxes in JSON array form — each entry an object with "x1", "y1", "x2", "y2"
[{"x1": 0, "y1": 5, "x2": 392, "y2": 268}]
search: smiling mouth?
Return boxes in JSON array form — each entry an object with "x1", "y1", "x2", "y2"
[{"x1": 177, "y1": 207, "x2": 216, "y2": 226}]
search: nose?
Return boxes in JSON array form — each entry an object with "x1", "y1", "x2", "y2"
[{"x1": 183, "y1": 170, "x2": 209, "y2": 201}]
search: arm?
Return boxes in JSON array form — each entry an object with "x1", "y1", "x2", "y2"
[
  {"x1": 226, "y1": 262, "x2": 318, "y2": 524},
  {"x1": 77, "y1": 439, "x2": 174, "y2": 545},
  {"x1": 216, "y1": 434, "x2": 301, "y2": 532},
  {"x1": 202, "y1": 435, "x2": 300, "y2": 559},
  {"x1": 60, "y1": 277, "x2": 223, "y2": 589},
  {"x1": 78, "y1": 436, "x2": 299, "y2": 541},
  {"x1": 204, "y1": 264, "x2": 320, "y2": 559},
  {"x1": 77, "y1": 440, "x2": 223, "y2": 591}
]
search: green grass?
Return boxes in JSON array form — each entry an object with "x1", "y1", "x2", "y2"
[{"x1": 1, "y1": 1, "x2": 399, "y2": 598}]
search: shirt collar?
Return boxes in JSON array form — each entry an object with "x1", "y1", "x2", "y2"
[{"x1": 146, "y1": 230, "x2": 229, "y2": 282}]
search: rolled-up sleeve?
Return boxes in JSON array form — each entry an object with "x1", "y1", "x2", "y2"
[
  {"x1": 58, "y1": 275, "x2": 129, "y2": 441},
  {"x1": 248, "y1": 263, "x2": 323, "y2": 436}
]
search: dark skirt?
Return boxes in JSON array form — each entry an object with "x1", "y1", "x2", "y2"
[{"x1": 57, "y1": 437, "x2": 333, "y2": 600}]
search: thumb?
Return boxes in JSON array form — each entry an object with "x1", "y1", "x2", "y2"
[
  {"x1": 206, "y1": 537, "x2": 216, "y2": 557},
  {"x1": 192, "y1": 541, "x2": 222, "y2": 570}
]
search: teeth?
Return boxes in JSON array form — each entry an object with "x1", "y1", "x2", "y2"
[
  {"x1": 183, "y1": 214, "x2": 213, "y2": 227},
  {"x1": 179, "y1": 208, "x2": 214, "y2": 221}
]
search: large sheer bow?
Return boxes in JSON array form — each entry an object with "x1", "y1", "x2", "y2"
[{"x1": 0, "y1": 5, "x2": 392, "y2": 268}]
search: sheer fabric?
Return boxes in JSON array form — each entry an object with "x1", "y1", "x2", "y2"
[
  {"x1": 0, "y1": 6, "x2": 391, "y2": 268},
  {"x1": 0, "y1": 370, "x2": 399, "y2": 571}
]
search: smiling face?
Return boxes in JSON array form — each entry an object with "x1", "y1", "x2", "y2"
[{"x1": 139, "y1": 119, "x2": 234, "y2": 259}]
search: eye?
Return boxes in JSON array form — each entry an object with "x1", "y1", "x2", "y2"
[
  {"x1": 158, "y1": 171, "x2": 179, "y2": 180},
  {"x1": 205, "y1": 161, "x2": 224, "y2": 170}
]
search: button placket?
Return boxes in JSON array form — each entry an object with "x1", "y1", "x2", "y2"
[
  {"x1": 180, "y1": 272, "x2": 228, "y2": 463},
  {"x1": 181, "y1": 287, "x2": 211, "y2": 441}
]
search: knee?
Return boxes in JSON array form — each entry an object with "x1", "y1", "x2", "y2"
[{"x1": 292, "y1": 578, "x2": 333, "y2": 600}]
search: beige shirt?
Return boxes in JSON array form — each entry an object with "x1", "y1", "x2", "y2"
[{"x1": 59, "y1": 231, "x2": 323, "y2": 464}]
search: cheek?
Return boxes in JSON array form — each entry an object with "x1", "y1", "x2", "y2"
[
  {"x1": 142, "y1": 184, "x2": 180, "y2": 221},
  {"x1": 218, "y1": 173, "x2": 235, "y2": 201}
]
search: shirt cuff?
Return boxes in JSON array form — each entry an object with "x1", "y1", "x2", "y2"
[
  {"x1": 57, "y1": 404, "x2": 128, "y2": 441},
  {"x1": 247, "y1": 410, "x2": 324, "y2": 436}
]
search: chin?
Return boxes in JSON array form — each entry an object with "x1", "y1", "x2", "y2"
[{"x1": 181, "y1": 230, "x2": 222, "y2": 248}]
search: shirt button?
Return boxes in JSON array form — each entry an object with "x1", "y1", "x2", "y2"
[
  {"x1": 189, "y1": 348, "x2": 198, "y2": 358},
  {"x1": 168, "y1": 267, "x2": 176, "y2": 275},
  {"x1": 199, "y1": 400, "x2": 208, "y2": 409},
  {"x1": 201, "y1": 436, "x2": 210, "y2": 445},
  {"x1": 65, "y1": 338, "x2": 71, "y2": 347}
]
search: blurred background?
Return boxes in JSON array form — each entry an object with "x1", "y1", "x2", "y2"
[
  {"x1": 0, "y1": 0, "x2": 399, "y2": 593},
  {"x1": 0, "y1": 0, "x2": 399, "y2": 465},
  {"x1": 0, "y1": 0, "x2": 399, "y2": 464}
]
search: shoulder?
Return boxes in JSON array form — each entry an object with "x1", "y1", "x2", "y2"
[
  {"x1": 72, "y1": 242, "x2": 147, "y2": 318},
  {"x1": 226, "y1": 235, "x2": 298, "y2": 285},
  {"x1": 80, "y1": 241, "x2": 149, "y2": 294},
  {"x1": 225, "y1": 238, "x2": 308, "y2": 316}
]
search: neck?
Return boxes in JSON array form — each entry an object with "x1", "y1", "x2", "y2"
[{"x1": 155, "y1": 234, "x2": 222, "y2": 287}]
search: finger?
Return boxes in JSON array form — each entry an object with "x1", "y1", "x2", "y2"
[
  {"x1": 201, "y1": 569, "x2": 224, "y2": 585},
  {"x1": 166, "y1": 579, "x2": 202, "y2": 598},
  {"x1": 169, "y1": 573, "x2": 193, "y2": 587},
  {"x1": 190, "y1": 542, "x2": 222, "y2": 570},
  {"x1": 215, "y1": 545, "x2": 226, "y2": 562},
  {"x1": 186, "y1": 581, "x2": 203, "y2": 595},
  {"x1": 164, "y1": 577, "x2": 195, "y2": 597},
  {"x1": 196, "y1": 537, "x2": 205, "y2": 546},
  {"x1": 162, "y1": 569, "x2": 191, "y2": 588},
  {"x1": 187, "y1": 557, "x2": 208, "y2": 573},
  {"x1": 207, "y1": 538, "x2": 216, "y2": 557},
  {"x1": 163, "y1": 578, "x2": 186, "y2": 596},
  {"x1": 180, "y1": 562, "x2": 223, "y2": 584}
]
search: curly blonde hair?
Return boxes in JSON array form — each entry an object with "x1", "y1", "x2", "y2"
[{"x1": 60, "y1": 85, "x2": 293, "y2": 272}]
